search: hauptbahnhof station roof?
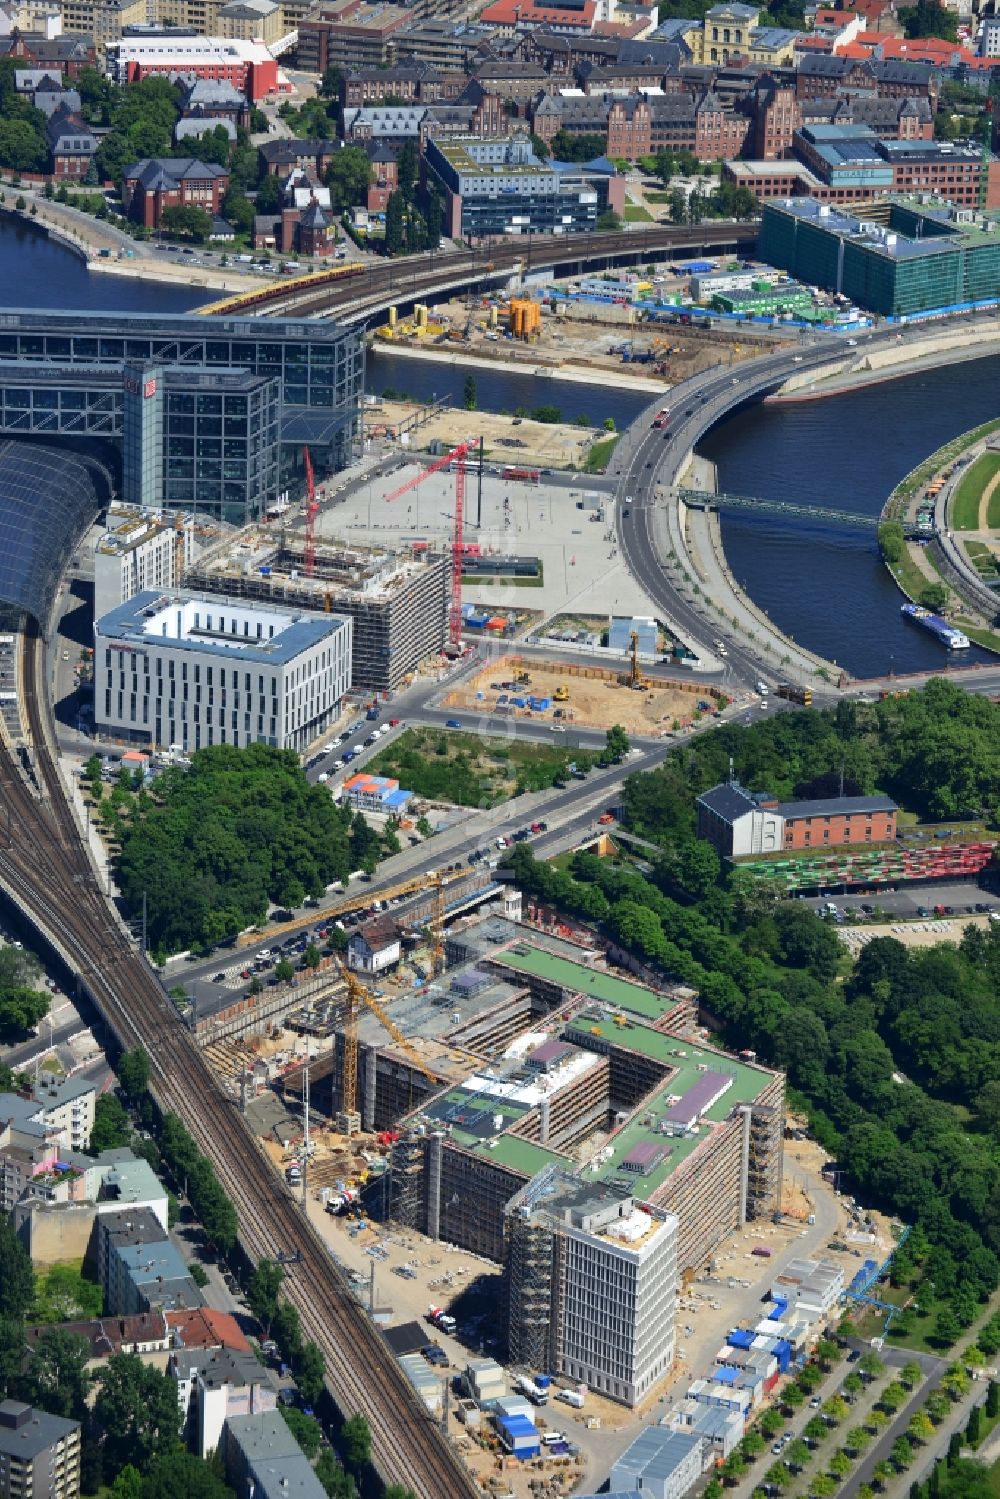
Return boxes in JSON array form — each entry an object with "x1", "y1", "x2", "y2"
[{"x1": 0, "y1": 440, "x2": 109, "y2": 626}]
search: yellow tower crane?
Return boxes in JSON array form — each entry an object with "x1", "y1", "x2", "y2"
[{"x1": 336, "y1": 958, "x2": 439, "y2": 1119}]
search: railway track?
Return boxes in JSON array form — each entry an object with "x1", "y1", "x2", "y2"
[
  {"x1": 252, "y1": 222, "x2": 758, "y2": 322},
  {"x1": 1, "y1": 621, "x2": 478, "y2": 1499}
]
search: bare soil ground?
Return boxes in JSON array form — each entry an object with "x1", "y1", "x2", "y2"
[{"x1": 445, "y1": 659, "x2": 717, "y2": 735}]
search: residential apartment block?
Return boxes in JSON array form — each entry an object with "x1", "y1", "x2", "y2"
[{"x1": 0, "y1": 1401, "x2": 80, "y2": 1499}]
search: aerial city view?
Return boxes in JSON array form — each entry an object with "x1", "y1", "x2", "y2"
[{"x1": 2, "y1": 0, "x2": 1000, "y2": 1497}]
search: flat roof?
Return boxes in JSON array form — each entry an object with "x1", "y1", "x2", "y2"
[
  {"x1": 567, "y1": 1023, "x2": 773, "y2": 1195},
  {"x1": 469, "y1": 1135, "x2": 566, "y2": 1174},
  {"x1": 495, "y1": 945, "x2": 679, "y2": 1021},
  {"x1": 96, "y1": 589, "x2": 347, "y2": 667}
]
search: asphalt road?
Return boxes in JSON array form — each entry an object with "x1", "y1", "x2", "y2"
[{"x1": 607, "y1": 316, "x2": 1000, "y2": 689}]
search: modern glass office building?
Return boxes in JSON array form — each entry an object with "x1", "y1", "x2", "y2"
[
  {"x1": 0, "y1": 310, "x2": 362, "y2": 522},
  {"x1": 759, "y1": 197, "x2": 1000, "y2": 317}
]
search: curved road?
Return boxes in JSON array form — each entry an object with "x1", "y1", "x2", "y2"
[{"x1": 606, "y1": 318, "x2": 1000, "y2": 685}]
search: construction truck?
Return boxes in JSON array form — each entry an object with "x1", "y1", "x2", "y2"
[
  {"x1": 554, "y1": 684, "x2": 569, "y2": 702},
  {"x1": 776, "y1": 683, "x2": 813, "y2": 707}
]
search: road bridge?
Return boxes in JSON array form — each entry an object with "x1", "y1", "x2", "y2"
[{"x1": 679, "y1": 488, "x2": 933, "y2": 538}]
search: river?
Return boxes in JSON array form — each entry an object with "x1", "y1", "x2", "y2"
[
  {"x1": 0, "y1": 220, "x2": 990, "y2": 677},
  {"x1": 698, "y1": 360, "x2": 1000, "y2": 677}
]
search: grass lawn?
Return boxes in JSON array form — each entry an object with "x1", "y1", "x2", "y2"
[
  {"x1": 584, "y1": 434, "x2": 619, "y2": 473},
  {"x1": 646, "y1": 191, "x2": 673, "y2": 203},
  {"x1": 964, "y1": 539, "x2": 997, "y2": 576},
  {"x1": 623, "y1": 205, "x2": 653, "y2": 222},
  {"x1": 889, "y1": 544, "x2": 937, "y2": 603},
  {"x1": 952, "y1": 617, "x2": 1000, "y2": 654},
  {"x1": 367, "y1": 727, "x2": 597, "y2": 807},
  {"x1": 848, "y1": 1284, "x2": 942, "y2": 1355},
  {"x1": 951, "y1": 452, "x2": 1000, "y2": 530}
]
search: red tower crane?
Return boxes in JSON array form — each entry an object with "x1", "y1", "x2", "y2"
[
  {"x1": 303, "y1": 445, "x2": 318, "y2": 579},
  {"x1": 385, "y1": 441, "x2": 472, "y2": 650}
]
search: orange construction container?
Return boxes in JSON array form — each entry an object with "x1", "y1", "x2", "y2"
[{"x1": 509, "y1": 299, "x2": 542, "y2": 338}]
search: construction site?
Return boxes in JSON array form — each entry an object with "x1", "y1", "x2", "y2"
[
  {"x1": 196, "y1": 866, "x2": 787, "y2": 1412},
  {"x1": 442, "y1": 653, "x2": 725, "y2": 736},
  {"x1": 370, "y1": 272, "x2": 782, "y2": 389},
  {"x1": 183, "y1": 525, "x2": 450, "y2": 692}
]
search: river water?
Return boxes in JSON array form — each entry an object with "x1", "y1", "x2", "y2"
[{"x1": 0, "y1": 221, "x2": 991, "y2": 677}]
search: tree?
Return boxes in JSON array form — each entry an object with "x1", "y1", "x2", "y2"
[
  {"x1": 141, "y1": 1449, "x2": 236, "y2": 1498},
  {"x1": 93, "y1": 1355, "x2": 181, "y2": 1478},
  {"x1": 873, "y1": 1459, "x2": 895, "y2": 1488},
  {"x1": 318, "y1": 64, "x2": 344, "y2": 98},
  {"x1": 0, "y1": 118, "x2": 47, "y2": 173},
  {"x1": 463, "y1": 374, "x2": 477, "y2": 411},
  {"x1": 255, "y1": 173, "x2": 281, "y2": 213},
  {"x1": 899, "y1": 0, "x2": 958, "y2": 39},
  {"x1": 384, "y1": 189, "x2": 405, "y2": 255},
  {"x1": 0, "y1": 985, "x2": 48, "y2": 1038},
  {"x1": 933, "y1": 1306, "x2": 961, "y2": 1348},
  {"x1": 281, "y1": 1405, "x2": 322, "y2": 1458},
  {"x1": 0, "y1": 1219, "x2": 34, "y2": 1320},
  {"x1": 829, "y1": 1450, "x2": 852, "y2": 1479},
  {"x1": 900, "y1": 1360, "x2": 922, "y2": 1390},
  {"x1": 529, "y1": 132, "x2": 549, "y2": 159},
  {"x1": 117, "y1": 1048, "x2": 150, "y2": 1102},
  {"x1": 19, "y1": 1328, "x2": 92, "y2": 1419},
  {"x1": 273, "y1": 1302, "x2": 302, "y2": 1363},
  {"x1": 605, "y1": 725, "x2": 630, "y2": 762},
  {"x1": 304, "y1": 943, "x2": 321, "y2": 971},
  {"x1": 31, "y1": 1264, "x2": 103, "y2": 1322},
  {"x1": 846, "y1": 1425, "x2": 872, "y2": 1454},
  {"x1": 668, "y1": 187, "x2": 686, "y2": 224},
  {"x1": 988, "y1": 1379, "x2": 999, "y2": 1418},
  {"x1": 160, "y1": 204, "x2": 212, "y2": 241},
  {"x1": 295, "y1": 1341, "x2": 325, "y2": 1407},
  {"x1": 275, "y1": 958, "x2": 295, "y2": 983},
  {"x1": 843, "y1": 1372, "x2": 864, "y2": 1400},
  {"x1": 878, "y1": 521, "x2": 906, "y2": 566},
  {"x1": 325, "y1": 146, "x2": 373, "y2": 212},
  {"x1": 248, "y1": 1259, "x2": 283, "y2": 1335},
  {"x1": 110, "y1": 1466, "x2": 143, "y2": 1499},
  {"x1": 90, "y1": 1094, "x2": 132, "y2": 1154},
  {"x1": 919, "y1": 581, "x2": 949, "y2": 613},
  {"x1": 596, "y1": 209, "x2": 622, "y2": 231},
  {"x1": 397, "y1": 139, "x2": 418, "y2": 205},
  {"x1": 341, "y1": 1413, "x2": 371, "y2": 1473},
  {"x1": 908, "y1": 1410, "x2": 934, "y2": 1443},
  {"x1": 892, "y1": 1436, "x2": 915, "y2": 1469},
  {"x1": 859, "y1": 1352, "x2": 885, "y2": 1380},
  {"x1": 222, "y1": 189, "x2": 253, "y2": 234},
  {"x1": 966, "y1": 1402, "x2": 982, "y2": 1446}
]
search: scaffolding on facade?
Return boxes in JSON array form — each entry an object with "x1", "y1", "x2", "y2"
[{"x1": 746, "y1": 1102, "x2": 784, "y2": 1219}]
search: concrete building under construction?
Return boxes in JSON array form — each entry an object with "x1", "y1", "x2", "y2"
[
  {"x1": 185, "y1": 526, "x2": 450, "y2": 692},
  {"x1": 387, "y1": 937, "x2": 784, "y2": 1287}
]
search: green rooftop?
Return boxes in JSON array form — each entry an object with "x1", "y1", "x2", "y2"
[
  {"x1": 498, "y1": 946, "x2": 676, "y2": 1021},
  {"x1": 596, "y1": 1043, "x2": 772, "y2": 1195},
  {"x1": 468, "y1": 1135, "x2": 566, "y2": 1176}
]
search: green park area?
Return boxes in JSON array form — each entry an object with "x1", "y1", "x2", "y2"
[
  {"x1": 368, "y1": 725, "x2": 625, "y2": 807},
  {"x1": 951, "y1": 451, "x2": 1000, "y2": 531}
]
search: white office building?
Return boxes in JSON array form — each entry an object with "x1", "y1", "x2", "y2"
[
  {"x1": 94, "y1": 590, "x2": 352, "y2": 753},
  {"x1": 93, "y1": 505, "x2": 203, "y2": 624},
  {"x1": 506, "y1": 1168, "x2": 678, "y2": 1407}
]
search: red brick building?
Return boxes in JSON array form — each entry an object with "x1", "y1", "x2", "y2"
[
  {"x1": 121, "y1": 158, "x2": 230, "y2": 229},
  {"x1": 697, "y1": 782, "x2": 898, "y2": 858}
]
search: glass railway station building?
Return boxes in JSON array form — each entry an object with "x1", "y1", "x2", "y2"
[{"x1": 0, "y1": 310, "x2": 363, "y2": 525}]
